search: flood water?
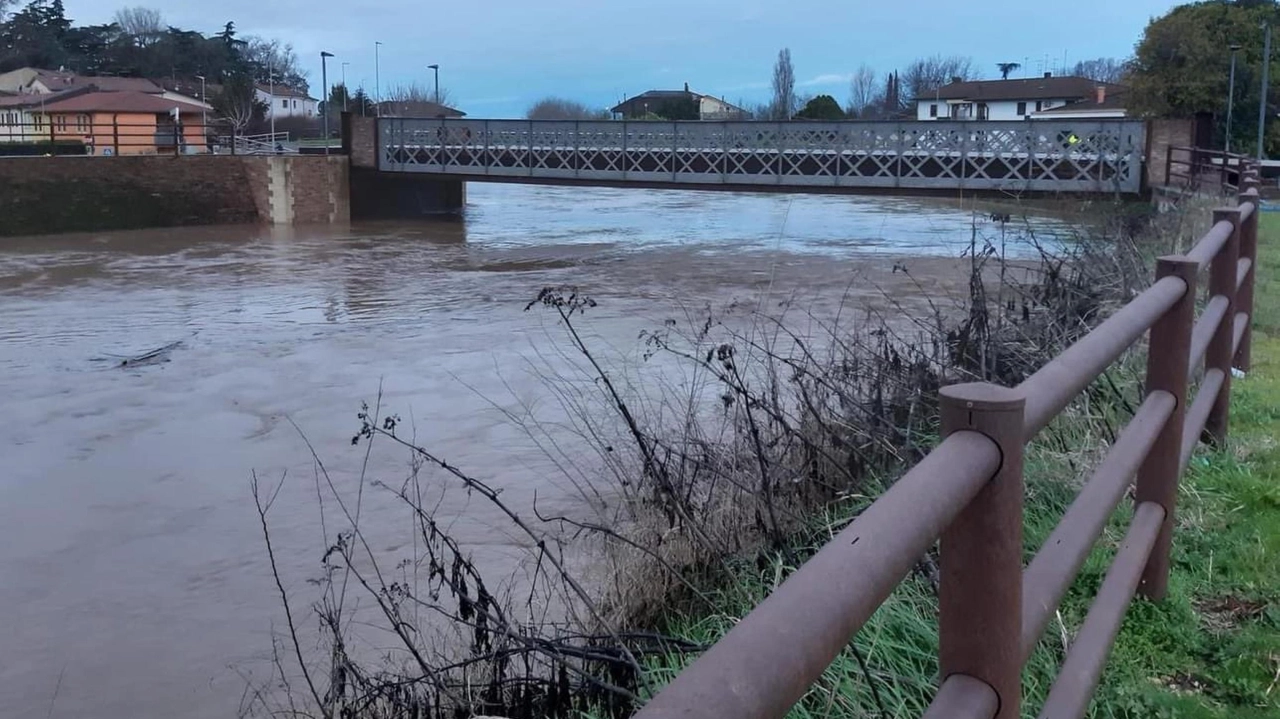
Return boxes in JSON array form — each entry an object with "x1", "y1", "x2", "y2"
[{"x1": 0, "y1": 184, "x2": 1068, "y2": 719}]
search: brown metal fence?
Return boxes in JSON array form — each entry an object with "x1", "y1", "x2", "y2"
[
  {"x1": 632, "y1": 166, "x2": 1264, "y2": 719},
  {"x1": 1164, "y1": 145, "x2": 1249, "y2": 194},
  {"x1": 0, "y1": 120, "x2": 248, "y2": 156}
]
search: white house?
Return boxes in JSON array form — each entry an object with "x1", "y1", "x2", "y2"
[
  {"x1": 916, "y1": 74, "x2": 1127, "y2": 121},
  {"x1": 255, "y1": 84, "x2": 318, "y2": 119}
]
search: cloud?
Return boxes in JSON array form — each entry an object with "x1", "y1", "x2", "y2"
[{"x1": 800, "y1": 73, "x2": 853, "y2": 87}]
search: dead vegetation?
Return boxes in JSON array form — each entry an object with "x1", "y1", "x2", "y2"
[{"x1": 242, "y1": 197, "x2": 1209, "y2": 719}]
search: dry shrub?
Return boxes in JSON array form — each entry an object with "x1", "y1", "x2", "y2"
[{"x1": 246, "y1": 199, "x2": 1193, "y2": 718}]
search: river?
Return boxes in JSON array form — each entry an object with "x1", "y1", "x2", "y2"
[{"x1": 0, "y1": 183, "x2": 1067, "y2": 719}]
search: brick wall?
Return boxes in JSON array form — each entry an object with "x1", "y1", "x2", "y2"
[
  {"x1": 0, "y1": 154, "x2": 349, "y2": 237},
  {"x1": 1146, "y1": 118, "x2": 1194, "y2": 190},
  {"x1": 344, "y1": 114, "x2": 378, "y2": 169}
]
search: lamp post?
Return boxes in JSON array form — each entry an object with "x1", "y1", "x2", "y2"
[
  {"x1": 341, "y1": 62, "x2": 350, "y2": 111},
  {"x1": 194, "y1": 74, "x2": 206, "y2": 146},
  {"x1": 1227, "y1": 45, "x2": 1241, "y2": 154},
  {"x1": 321, "y1": 51, "x2": 334, "y2": 155},
  {"x1": 428, "y1": 64, "x2": 440, "y2": 104},
  {"x1": 375, "y1": 41, "x2": 383, "y2": 116},
  {"x1": 1259, "y1": 23, "x2": 1272, "y2": 160},
  {"x1": 268, "y1": 59, "x2": 276, "y2": 140}
]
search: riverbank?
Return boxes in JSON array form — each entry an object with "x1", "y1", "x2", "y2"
[{"x1": 629, "y1": 212, "x2": 1280, "y2": 717}]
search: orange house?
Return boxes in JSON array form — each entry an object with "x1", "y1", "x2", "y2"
[{"x1": 38, "y1": 91, "x2": 208, "y2": 155}]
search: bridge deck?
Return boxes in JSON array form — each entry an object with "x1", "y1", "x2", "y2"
[{"x1": 377, "y1": 119, "x2": 1147, "y2": 195}]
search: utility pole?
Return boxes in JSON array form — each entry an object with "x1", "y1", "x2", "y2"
[
  {"x1": 321, "y1": 51, "x2": 334, "y2": 155},
  {"x1": 375, "y1": 41, "x2": 382, "y2": 117},
  {"x1": 1258, "y1": 22, "x2": 1272, "y2": 160},
  {"x1": 1227, "y1": 45, "x2": 1241, "y2": 154},
  {"x1": 341, "y1": 62, "x2": 349, "y2": 111}
]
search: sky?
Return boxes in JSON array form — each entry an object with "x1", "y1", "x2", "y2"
[{"x1": 65, "y1": 0, "x2": 1187, "y2": 118}]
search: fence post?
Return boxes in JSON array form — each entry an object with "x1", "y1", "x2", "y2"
[
  {"x1": 1135, "y1": 256, "x2": 1197, "y2": 600},
  {"x1": 1206, "y1": 207, "x2": 1242, "y2": 444},
  {"x1": 938, "y1": 383, "x2": 1025, "y2": 719},
  {"x1": 1237, "y1": 172, "x2": 1262, "y2": 371}
]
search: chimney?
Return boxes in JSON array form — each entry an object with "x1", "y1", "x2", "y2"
[
  {"x1": 950, "y1": 75, "x2": 962, "y2": 84},
  {"x1": 684, "y1": 82, "x2": 689, "y2": 92},
  {"x1": 1095, "y1": 85, "x2": 1106, "y2": 104},
  {"x1": 1044, "y1": 71, "x2": 1052, "y2": 78}
]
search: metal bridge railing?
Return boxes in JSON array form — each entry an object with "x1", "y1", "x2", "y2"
[
  {"x1": 377, "y1": 118, "x2": 1148, "y2": 194},
  {"x1": 630, "y1": 167, "x2": 1263, "y2": 719}
]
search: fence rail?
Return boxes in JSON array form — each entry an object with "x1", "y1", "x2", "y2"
[
  {"x1": 0, "y1": 120, "x2": 285, "y2": 156},
  {"x1": 1164, "y1": 145, "x2": 1248, "y2": 194},
  {"x1": 378, "y1": 118, "x2": 1148, "y2": 194},
  {"x1": 632, "y1": 166, "x2": 1263, "y2": 719}
]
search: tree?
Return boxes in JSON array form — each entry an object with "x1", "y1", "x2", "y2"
[
  {"x1": 996, "y1": 62, "x2": 1021, "y2": 80},
  {"x1": 900, "y1": 55, "x2": 976, "y2": 103},
  {"x1": 653, "y1": 95, "x2": 699, "y2": 120},
  {"x1": 877, "y1": 71, "x2": 901, "y2": 116},
  {"x1": 1128, "y1": 1, "x2": 1274, "y2": 152},
  {"x1": 242, "y1": 35, "x2": 305, "y2": 88},
  {"x1": 1070, "y1": 57, "x2": 1128, "y2": 84},
  {"x1": 526, "y1": 97, "x2": 609, "y2": 120},
  {"x1": 385, "y1": 82, "x2": 454, "y2": 108},
  {"x1": 846, "y1": 64, "x2": 877, "y2": 118},
  {"x1": 771, "y1": 47, "x2": 796, "y2": 119},
  {"x1": 212, "y1": 72, "x2": 264, "y2": 134},
  {"x1": 112, "y1": 6, "x2": 162, "y2": 46},
  {"x1": 349, "y1": 86, "x2": 375, "y2": 116},
  {"x1": 796, "y1": 94, "x2": 845, "y2": 120}
]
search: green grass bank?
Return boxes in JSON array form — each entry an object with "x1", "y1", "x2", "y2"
[{"x1": 626, "y1": 213, "x2": 1280, "y2": 718}]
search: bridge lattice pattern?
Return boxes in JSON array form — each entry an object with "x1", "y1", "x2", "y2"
[{"x1": 378, "y1": 119, "x2": 1147, "y2": 194}]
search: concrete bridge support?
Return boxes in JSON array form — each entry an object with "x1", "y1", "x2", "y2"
[{"x1": 344, "y1": 112, "x2": 466, "y2": 218}]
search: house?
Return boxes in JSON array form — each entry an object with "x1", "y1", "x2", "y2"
[
  {"x1": 374, "y1": 99, "x2": 465, "y2": 118},
  {"x1": 0, "y1": 67, "x2": 164, "y2": 95},
  {"x1": 37, "y1": 90, "x2": 208, "y2": 155},
  {"x1": 915, "y1": 74, "x2": 1127, "y2": 121},
  {"x1": 612, "y1": 84, "x2": 748, "y2": 120},
  {"x1": 1031, "y1": 86, "x2": 1128, "y2": 120},
  {"x1": 0, "y1": 87, "x2": 93, "y2": 144},
  {"x1": 255, "y1": 84, "x2": 317, "y2": 119}
]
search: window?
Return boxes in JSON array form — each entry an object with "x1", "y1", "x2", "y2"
[
  {"x1": 292, "y1": 99, "x2": 297, "y2": 109},
  {"x1": 34, "y1": 115, "x2": 45, "y2": 131},
  {"x1": 76, "y1": 114, "x2": 90, "y2": 132},
  {"x1": 55, "y1": 115, "x2": 67, "y2": 131},
  {"x1": 977, "y1": 103, "x2": 988, "y2": 120},
  {"x1": 1016, "y1": 101, "x2": 1027, "y2": 116},
  {"x1": 929, "y1": 103, "x2": 938, "y2": 118},
  {"x1": 1035, "y1": 101, "x2": 1043, "y2": 112},
  {"x1": 282, "y1": 99, "x2": 288, "y2": 108}
]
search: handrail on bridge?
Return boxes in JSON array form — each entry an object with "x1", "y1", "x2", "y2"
[
  {"x1": 1164, "y1": 145, "x2": 1249, "y2": 194},
  {"x1": 632, "y1": 166, "x2": 1264, "y2": 719}
]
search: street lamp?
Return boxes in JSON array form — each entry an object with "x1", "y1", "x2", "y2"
[
  {"x1": 321, "y1": 51, "x2": 334, "y2": 155},
  {"x1": 375, "y1": 41, "x2": 383, "y2": 116},
  {"x1": 1227, "y1": 44, "x2": 1241, "y2": 154},
  {"x1": 341, "y1": 62, "x2": 350, "y2": 112},
  {"x1": 427, "y1": 64, "x2": 440, "y2": 104},
  {"x1": 194, "y1": 74, "x2": 206, "y2": 145}
]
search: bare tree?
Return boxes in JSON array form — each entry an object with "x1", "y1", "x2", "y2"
[
  {"x1": 0, "y1": 0, "x2": 17, "y2": 21},
  {"x1": 386, "y1": 82, "x2": 455, "y2": 108},
  {"x1": 527, "y1": 97, "x2": 609, "y2": 120},
  {"x1": 847, "y1": 64, "x2": 878, "y2": 118},
  {"x1": 996, "y1": 62, "x2": 1021, "y2": 80},
  {"x1": 771, "y1": 48, "x2": 796, "y2": 120},
  {"x1": 213, "y1": 74, "x2": 263, "y2": 136},
  {"x1": 241, "y1": 36, "x2": 307, "y2": 88},
  {"x1": 1070, "y1": 57, "x2": 1129, "y2": 84},
  {"x1": 900, "y1": 55, "x2": 977, "y2": 104},
  {"x1": 112, "y1": 6, "x2": 164, "y2": 47}
]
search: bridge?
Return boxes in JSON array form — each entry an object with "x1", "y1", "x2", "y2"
[{"x1": 374, "y1": 118, "x2": 1148, "y2": 196}]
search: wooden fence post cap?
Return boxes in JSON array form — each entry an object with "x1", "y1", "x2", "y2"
[{"x1": 940, "y1": 383, "x2": 1024, "y2": 413}]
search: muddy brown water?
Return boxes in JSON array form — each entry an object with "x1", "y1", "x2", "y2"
[{"x1": 0, "y1": 184, "x2": 1070, "y2": 718}]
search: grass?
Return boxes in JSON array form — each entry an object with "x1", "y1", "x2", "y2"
[{"x1": 623, "y1": 213, "x2": 1280, "y2": 718}]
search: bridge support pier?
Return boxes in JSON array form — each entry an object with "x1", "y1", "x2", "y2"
[{"x1": 349, "y1": 168, "x2": 466, "y2": 219}]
